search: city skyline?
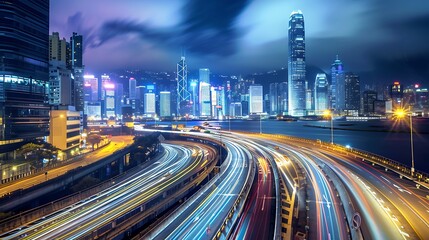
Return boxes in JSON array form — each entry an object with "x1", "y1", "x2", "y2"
[{"x1": 51, "y1": 0, "x2": 429, "y2": 84}]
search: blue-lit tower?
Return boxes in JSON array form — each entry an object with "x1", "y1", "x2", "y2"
[
  {"x1": 331, "y1": 55, "x2": 345, "y2": 113},
  {"x1": 288, "y1": 10, "x2": 306, "y2": 116},
  {"x1": 176, "y1": 56, "x2": 191, "y2": 116}
]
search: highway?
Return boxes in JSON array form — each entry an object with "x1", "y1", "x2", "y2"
[
  {"x1": 0, "y1": 135, "x2": 134, "y2": 197},
  {"x1": 0, "y1": 141, "x2": 214, "y2": 239},
  {"x1": 229, "y1": 140, "x2": 275, "y2": 240},
  {"x1": 255, "y1": 132, "x2": 429, "y2": 239},
  {"x1": 147, "y1": 133, "x2": 253, "y2": 240},
  {"x1": 312, "y1": 147, "x2": 429, "y2": 239},
  {"x1": 2, "y1": 129, "x2": 428, "y2": 239},
  {"x1": 224, "y1": 132, "x2": 348, "y2": 240}
]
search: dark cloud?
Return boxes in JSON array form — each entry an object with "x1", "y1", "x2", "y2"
[
  {"x1": 66, "y1": 12, "x2": 96, "y2": 53},
  {"x1": 90, "y1": 0, "x2": 251, "y2": 56},
  {"x1": 92, "y1": 20, "x2": 171, "y2": 48},
  {"x1": 180, "y1": 0, "x2": 250, "y2": 55}
]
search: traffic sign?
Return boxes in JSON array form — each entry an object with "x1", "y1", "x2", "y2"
[{"x1": 352, "y1": 212, "x2": 361, "y2": 229}]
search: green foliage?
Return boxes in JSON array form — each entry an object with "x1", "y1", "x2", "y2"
[{"x1": 87, "y1": 134, "x2": 102, "y2": 150}]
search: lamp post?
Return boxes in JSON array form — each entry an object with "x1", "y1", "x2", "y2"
[
  {"x1": 228, "y1": 115, "x2": 231, "y2": 132},
  {"x1": 323, "y1": 110, "x2": 333, "y2": 144},
  {"x1": 394, "y1": 108, "x2": 415, "y2": 177},
  {"x1": 259, "y1": 114, "x2": 262, "y2": 134}
]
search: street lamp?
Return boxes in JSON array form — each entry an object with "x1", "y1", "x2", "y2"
[
  {"x1": 259, "y1": 114, "x2": 262, "y2": 134},
  {"x1": 394, "y1": 108, "x2": 415, "y2": 177},
  {"x1": 323, "y1": 110, "x2": 333, "y2": 144},
  {"x1": 228, "y1": 115, "x2": 231, "y2": 132}
]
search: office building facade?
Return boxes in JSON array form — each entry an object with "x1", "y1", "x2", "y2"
[
  {"x1": 160, "y1": 91, "x2": 171, "y2": 117},
  {"x1": 249, "y1": 85, "x2": 263, "y2": 114},
  {"x1": 331, "y1": 55, "x2": 345, "y2": 112},
  {"x1": 0, "y1": 1, "x2": 50, "y2": 152},
  {"x1": 344, "y1": 72, "x2": 360, "y2": 116}
]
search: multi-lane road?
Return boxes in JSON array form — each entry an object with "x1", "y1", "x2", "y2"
[
  {"x1": 1, "y1": 129, "x2": 428, "y2": 240},
  {"x1": 0, "y1": 135, "x2": 134, "y2": 197},
  {"x1": 0, "y1": 141, "x2": 215, "y2": 239},
  {"x1": 147, "y1": 135, "x2": 254, "y2": 240}
]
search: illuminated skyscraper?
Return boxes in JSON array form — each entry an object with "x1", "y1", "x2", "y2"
[
  {"x1": 331, "y1": 55, "x2": 345, "y2": 112},
  {"x1": 249, "y1": 85, "x2": 263, "y2": 114},
  {"x1": 344, "y1": 72, "x2": 360, "y2": 116},
  {"x1": 199, "y1": 68, "x2": 210, "y2": 84},
  {"x1": 129, "y1": 78, "x2": 136, "y2": 99},
  {"x1": 269, "y1": 83, "x2": 279, "y2": 115},
  {"x1": 288, "y1": 10, "x2": 306, "y2": 116},
  {"x1": 0, "y1": 1, "x2": 50, "y2": 152},
  {"x1": 103, "y1": 82, "x2": 115, "y2": 118},
  {"x1": 144, "y1": 93, "x2": 156, "y2": 115},
  {"x1": 389, "y1": 81, "x2": 403, "y2": 109},
  {"x1": 314, "y1": 73, "x2": 329, "y2": 115},
  {"x1": 189, "y1": 79, "x2": 198, "y2": 116},
  {"x1": 176, "y1": 56, "x2": 190, "y2": 116},
  {"x1": 70, "y1": 32, "x2": 84, "y2": 112},
  {"x1": 199, "y1": 69, "x2": 211, "y2": 117},
  {"x1": 160, "y1": 91, "x2": 171, "y2": 117},
  {"x1": 200, "y1": 82, "x2": 211, "y2": 117}
]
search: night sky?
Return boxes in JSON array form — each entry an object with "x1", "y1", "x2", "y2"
[{"x1": 50, "y1": 0, "x2": 429, "y2": 84}]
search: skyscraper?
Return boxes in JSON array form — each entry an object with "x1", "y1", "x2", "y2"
[
  {"x1": 199, "y1": 69, "x2": 211, "y2": 117},
  {"x1": 176, "y1": 56, "x2": 190, "y2": 116},
  {"x1": 199, "y1": 68, "x2": 210, "y2": 84},
  {"x1": 70, "y1": 32, "x2": 84, "y2": 112},
  {"x1": 0, "y1": 1, "x2": 50, "y2": 153},
  {"x1": 49, "y1": 32, "x2": 72, "y2": 106},
  {"x1": 129, "y1": 78, "x2": 137, "y2": 99},
  {"x1": 331, "y1": 55, "x2": 345, "y2": 113},
  {"x1": 314, "y1": 73, "x2": 329, "y2": 115},
  {"x1": 389, "y1": 81, "x2": 403, "y2": 109},
  {"x1": 344, "y1": 72, "x2": 360, "y2": 116},
  {"x1": 269, "y1": 83, "x2": 279, "y2": 115},
  {"x1": 49, "y1": 32, "x2": 69, "y2": 63},
  {"x1": 160, "y1": 91, "x2": 171, "y2": 117},
  {"x1": 249, "y1": 85, "x2": 263, "y2": 114},
  {"x1": 288, "y1": 10, "x2": 306, "y2": 116},
  {"x1": 144, "y1": 93, "x2": 156, "y2": 114},
  {"x1": 200, "y1": 82, "x2": 211, "y2": 117},
  {"x1": 279, "y1": 82, "x2": 288, "y2": 114},
  {"x1": 363, "y1": 90, "x2": 378, "y2": 115}
]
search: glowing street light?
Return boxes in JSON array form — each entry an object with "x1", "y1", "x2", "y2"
[
  {"x1": 394, "y1": 108, "x2": 415, "y2": 177},
  {"x1": 323, "y1": 110, "x2": 334, "y2": 144}
]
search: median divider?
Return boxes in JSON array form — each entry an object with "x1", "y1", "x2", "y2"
[{"x1": 214, "y1": 150, "x2": 256, "y2": 240}]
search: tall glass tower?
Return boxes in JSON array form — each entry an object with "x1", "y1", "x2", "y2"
[
  {"x1": 331, "y1": 55, "x2": 345, "y2": 113},
  {"x1": 314, "y1": 73, "x2": 329, "y2": 115},
  {"x1": 0, "y1": 1, "x2": 50, "y2": 153},
  {"x1": 288, "y1": 10, "x2": 306, "y2": 116}
]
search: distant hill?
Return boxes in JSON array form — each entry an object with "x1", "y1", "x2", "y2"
[{"x1": 246, "y1": 65, "x2": 327, "y2": 93}]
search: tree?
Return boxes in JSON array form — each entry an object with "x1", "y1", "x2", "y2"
[
  {"x1": 87, "y1": 133, "x2": 102, "y2": 150},
  {"x1": 17, "y1": 141, "x2": 59, "y2": 167}
]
